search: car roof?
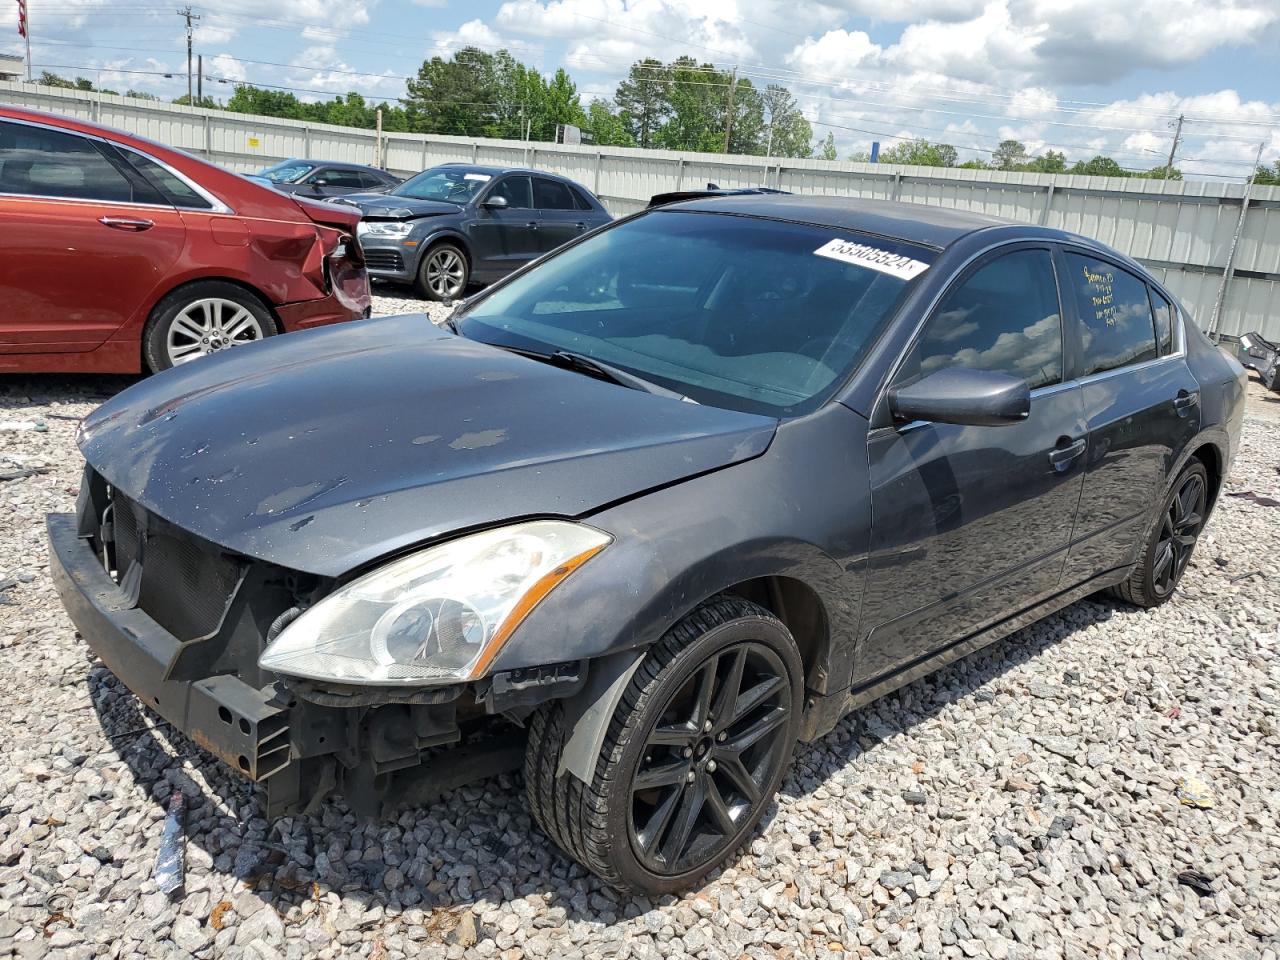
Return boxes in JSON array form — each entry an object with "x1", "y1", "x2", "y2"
[
  {"x1": 659, "y1": 195, "x2": 1022, "y2": 250},
  {"x1": 433, "y1": 162, "x2": 572, "y2": 179},
  {"x1": 280, "y1": 159, "x2": 390, "y2": 173}
]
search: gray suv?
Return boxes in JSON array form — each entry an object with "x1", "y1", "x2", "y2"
[{"x1": 333, "y1": 163, "x2": 612, "y2": 300}]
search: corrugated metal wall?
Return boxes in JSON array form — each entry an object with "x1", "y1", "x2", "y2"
[{"x1": 4, "y1": 80, "x2": 1278, "y2": 339}]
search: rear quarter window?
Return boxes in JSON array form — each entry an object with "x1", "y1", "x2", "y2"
[{"x1": 1066, "y1": 253, "x2": 1158, "y2": 376}]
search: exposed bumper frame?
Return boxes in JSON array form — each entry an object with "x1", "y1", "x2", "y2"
[{"x1": 47, "y1": 512, "x2": 291, "y2": 782}]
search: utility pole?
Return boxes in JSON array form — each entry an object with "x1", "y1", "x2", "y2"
[
  {"x1": 177, "y1": 6, "x2": 200, "y2": 104},
  {"x1": 1164, "y1": 114, "x2": 1184, "y2": 179},
  {"x1": 18, "y1": 0, "x2": 32, "y2": 81},
  {"x1": 1209, "y1": 140, "x2": 1266, "y2": 339},
  {"x1": 197, "y1": 54, "x2": 202, "y2": 103},
  {"x1": 722, "y1": 66, "x2": 737, "y2": 154}
]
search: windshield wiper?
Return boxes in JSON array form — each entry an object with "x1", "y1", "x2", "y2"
[{"x1": 496, "y1": 345, "x2": 694, "y2": 402}]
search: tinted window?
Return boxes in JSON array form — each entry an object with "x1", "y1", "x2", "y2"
[
  {"x1": 1150, "y1": 288, "x2": 1175, "y2": 355},
  {"x1": 1067, "y1": 254, "x2": 1158, "y2": 375},
  {"x1": 533, "y1": 177, "x2": 575, "y2": 210},
  {"x1": 490, "y1": 175, "x2": 532, "y2": 209},
  {"x1": 359, "y1": 171, "x2": 389, "y2": 189},
  {"x1": 0, "y1": 121, "x2": 136, "y2": 203},
  {"x1": 315, "y1": 169, "x2": 365, "y2": 188},
  {"x1": 899, "y1": 249, "x2": 1063, "y2": 390},
  {"x1": 117, "y1": 148, "x2": 212, "y2": 209},
  {"x1": 568, "y1": 184, "x2": 594, "y2": 210},
  {"x1": 458, "y1": 211, "x2": 932, "y2": 415}
]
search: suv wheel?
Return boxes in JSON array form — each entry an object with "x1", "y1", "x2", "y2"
[
  {"x1": 415, "y1": 243, "x2": 469, "y2": 301},
  {"x1": 525, "y1": 595, "x2": 802, "y2": 895},
  {"x1": 1109, "y1": 460, "x2": 1208, "y2": 608}
]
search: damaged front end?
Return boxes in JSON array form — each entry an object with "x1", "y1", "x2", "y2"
[{"x1": 48, "y1": 467, "x2": 586, "y2": 818}]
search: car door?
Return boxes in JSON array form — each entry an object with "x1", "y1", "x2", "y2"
[
  {"x1": 532, "y1": 176, "x2": 588, "y2": 253},
  {"x1": 0, "y1": 118, "x2": 186, "y2": 354},
  {"x1": 1056, "y1": 249, "x2": 1202, "y2": 583},
  {"x1": 467, "y1": 175, "x2": 539, "y2": 279},
  {"x1": 853, "y1": 246, "x2": 1088, "y2": 686},
  {"x1": 298, "y1": 167, "x2": 357, "y2": 199}
]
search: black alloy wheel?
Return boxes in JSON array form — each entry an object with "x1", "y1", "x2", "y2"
[
  {"x1": 1110, "y1": 459, "x2": 1209, "y2": 608},
  {"x1": 628, "y1": 640, "x2": 792, "y2": 875},
  {"x1": 524, "y1": 595, "x2": 802, "y2": 895},
  {"x1": 1151, "y1": 469, "x2": 1207, "y2": 598}
]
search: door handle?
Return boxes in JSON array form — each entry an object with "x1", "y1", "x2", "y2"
[
  {"x1": 1048, "y1": 437, "x2": 1087, "y2": 470},
  {"x1": 1173, "y1": 390, "x2": 1199, "y2": 414},
  {"x1": 575, "y1": 222, "x2": 587, "y2": 230},
  {"x1": 525, "y1": 221, "x2": 539, "y2": 230},
  {"x1": 99, "y1": 216, "x2": 154, "y2": 231}
]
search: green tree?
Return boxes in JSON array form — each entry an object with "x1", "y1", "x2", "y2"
[
  {"x1": 1023, "y1": 149, "x2": 1066, "y2": 174},
  {"x1": 760, "y1": 85, "x2": 811, "y2": 158},
  {"x1": 404, "y1": 46, "x2": 500, "y2": 136},
  {"x1": 543, "y1": 68, "x2": 587, "y2": 139},
  {"x1": 1144, "y1": 164, "x2": 1182, "y2": 180},
  {"x1": 39, "y1": 71, "x2": 76, "y2": 88},
  {"x1": 1254, "y1": 161, "x2": 1280, "y2": 186},
  {"x1": 614, "y1": 58, "x2": 670, "y2": 148},
  {"x1": 173, "y1": 93, "x2": 216, "y2": 108},
  {"x1": 817, "y1": 132, "x2": 837, "y2": 161},
  {"x1": 125, "y1": 90, "x2": 160, "y2": 101},
  {"x1": 958, "y1": 158, "x2": 989, "y2": 169},
  {"x1": 992, "y1": 139, "x2": 1028, "y2": 170},
  {"x1": 226, "y1": 85, "x2": 308, "y2": 120},
  {"x1": 880, "y1": 138, "x2": 958, "y2": 167},
  {"x1": 1069, "y1": 155, "x2": 1129, "y2": 178},
  {"x1": 582, "y1": 99, "x2": 634, "y2": 147}
]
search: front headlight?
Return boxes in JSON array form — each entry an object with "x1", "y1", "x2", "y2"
[
  {"x1": 356, "y1": 220, "x2": 413, "y2": 239},
  {"x1": 258, "y1": 521, "x2": 610, "y2": 686}
]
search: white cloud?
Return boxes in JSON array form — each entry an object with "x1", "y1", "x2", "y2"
[{"x1": 785, "y1": 30, "x2": 882, "y2": 77}]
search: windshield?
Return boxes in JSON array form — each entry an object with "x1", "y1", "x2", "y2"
[
  {"x1": 393, "y1": 167, "x2": 492, "y2": 204},
  {"x1": 456, "y1": 210, "x2": 932, "y2": 415},
  {"x1": 257, "y1": 161, "x2": 314, "y2": 183}
]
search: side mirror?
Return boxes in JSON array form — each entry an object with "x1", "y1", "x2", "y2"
[
  {"x1": 310, "y1": 180, "x2": 327, "y2": 192},
  {"x1": 888, "y1": 367, "x2": 1030, "y2": 427},
  {"x1": 482, "y1": 195, "x2": 508, "y2": 210}
]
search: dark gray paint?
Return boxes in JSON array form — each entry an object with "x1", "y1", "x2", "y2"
[{"x1": 62, "y1": 196, "x2": 1248, "y2": 766}]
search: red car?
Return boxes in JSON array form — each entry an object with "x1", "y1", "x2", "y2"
[{"x1": 0, "y1": 107, "x2": 370, "y2": 374}]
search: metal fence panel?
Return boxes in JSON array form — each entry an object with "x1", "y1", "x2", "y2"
[{"x1": 3, "y1": 80, "x2": 1278, "y2": 339}]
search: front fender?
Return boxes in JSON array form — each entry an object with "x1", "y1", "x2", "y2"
[{"x1": 490, "y1": 403, "x2": 872, "y2": 698}]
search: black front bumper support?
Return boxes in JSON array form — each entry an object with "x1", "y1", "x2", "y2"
[{"x1": 47, "y1": 513, "x2": 291, "y2": 782}]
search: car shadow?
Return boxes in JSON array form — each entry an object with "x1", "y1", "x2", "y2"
[
  {"x1": 0, "y1": 373, "x2": 141, "y2": 407},
  {"x1": 82, "y1": 591, "x2": 1123, "y2": 934}
]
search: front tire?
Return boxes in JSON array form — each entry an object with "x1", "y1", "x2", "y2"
[
  {"x1": 143, "y1": 281, "x2": 277, "y2": 373},
  {"x1": 1109, "y1": 460, "x2": 1208, "y2": 608},
  {"x1": 414, "y1": 243, "x2": 469, "y2": 301},
  {"x1": 526, "y1": 596, "x2": 802, "y2": 895}
]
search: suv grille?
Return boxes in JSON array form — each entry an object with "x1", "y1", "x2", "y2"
[
  {"x1": 112, "y1": 492, "x2": 244, "y2": 641},
  {"x1": 364, "y1": 249, "x2": 404, "y2": 272}
]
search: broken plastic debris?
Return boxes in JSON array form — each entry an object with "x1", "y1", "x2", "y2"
[
  {"x1": 1176, "y1": 774, "x2": 1215, "y2": 809},
  {"x1": 0, "y1": 420, "x2": 45, "y2": 432},
  {"x1": 1176, "y1": 869, "x2": 1214, "y2": 896},
  {"x1": 155, "y1": 791, "x2": 187, "y2": 897}
]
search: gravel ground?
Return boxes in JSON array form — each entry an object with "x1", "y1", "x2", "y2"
[{"x1": 1, "y1": 303, "x2": 1278, "y2": 959}]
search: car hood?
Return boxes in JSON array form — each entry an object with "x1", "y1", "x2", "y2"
[
  {"x1": 77, "y1": 315, "x2": 776, "y2": 578},
  {"x1": 336, "y1": 194, "x2": 459, "y2": 219}
]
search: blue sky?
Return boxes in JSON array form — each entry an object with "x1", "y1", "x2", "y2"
[{"x1": 4, "y1": 0, "x2": 1279, "y2": 178}]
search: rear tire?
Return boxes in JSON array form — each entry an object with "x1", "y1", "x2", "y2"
[
  {"x1": 1108, "y1": 460, "x2": 1208, "y2": 608},
  {"x1": 414, "y1": 243, "x2": 469, "y2": 301},
  {"x1": 525, "y1": 595, "x2": 802, "y2": 895},
  {"x1": 143, "y1": 281, "x2": 277, "y2": 373}
]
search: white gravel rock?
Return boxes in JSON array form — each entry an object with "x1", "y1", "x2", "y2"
[{"x1": 1, "y1": 320, "x2": 1278, "y2": 959}]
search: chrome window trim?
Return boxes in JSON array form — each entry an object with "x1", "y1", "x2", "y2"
[{"x1": 0, "y1": 115, "x2": 232, "y2": 214}]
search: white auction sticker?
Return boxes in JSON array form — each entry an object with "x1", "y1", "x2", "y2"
[
  {"x1": 463, "y1": 173, "x2": 492, "y2": 182},
  {"x1": 814, "y1": 238, "x2": 930, "y2": 280}
]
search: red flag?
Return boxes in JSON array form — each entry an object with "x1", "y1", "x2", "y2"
[{"x1": 17, "y1": 0, "x2": 27, "y2": 38}]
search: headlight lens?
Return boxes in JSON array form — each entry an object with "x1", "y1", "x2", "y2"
[
  {"x1": 356, "y1": 220, "x2": 413, "y2": 239},
  {"x1": 258, "y1": 521, "x2": 610, "y2": 686}
]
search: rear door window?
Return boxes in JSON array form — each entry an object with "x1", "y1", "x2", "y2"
[
  {"x1": 1066, "y1": 253, "x2": 1158, "y2": 375},
  {"x1": 0, "y1": 120, "x2": 138, "y2": 203},
  {"x1": 533, "y1": 177, "x2": 576, "y2": 210},
  {"x1": 115, "y1": 148, "x2": 212, "y2": 209},
  {"x1": 897, "y1": 248, "x2": 1063, "y2": 390},
  {"x1": 490, "y1": 175, "x2": 533, "y2": 209},
  {"x1": 320, "y1": 169, "x2": 366, "y2": 188}
]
